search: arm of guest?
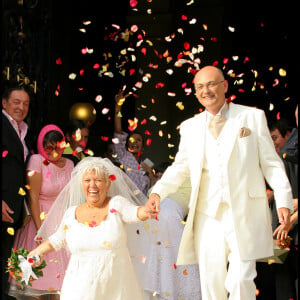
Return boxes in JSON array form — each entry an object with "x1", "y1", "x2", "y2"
[{"x1": 27, "y1": 171, "x2": 42, "y2": 231}]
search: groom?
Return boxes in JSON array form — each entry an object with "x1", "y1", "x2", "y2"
[{"x1": 146, "y1": 66, "x2": 293, "y2": 300}]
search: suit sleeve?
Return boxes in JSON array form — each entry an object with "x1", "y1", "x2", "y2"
[{"x1": 256, "y1": 110, "x2": 293, "y2": 211}]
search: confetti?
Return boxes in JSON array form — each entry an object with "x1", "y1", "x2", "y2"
[
  {"x1": 7, "y1": 227, "x2": 15, "y2": 235},
  {"x1": 40, "y1": 212, "x2": 47, "y2": 220},
  {"x1": 18, "y1": 187, "x2": 26, "y2": 196}
]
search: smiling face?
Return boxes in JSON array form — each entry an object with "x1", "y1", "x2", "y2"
[
  {"x1": 82, "y1": 169, "x2": 111, "y2": 207},
  {"x1": 2, "y1": 90, "x2": 30, "y2": 125},
  {"x1": 194, "y1": 66, "x2": 228, "y2": 115},
  {"x1": 127, "y1": 133, "x2": 144, "y2": 155}
]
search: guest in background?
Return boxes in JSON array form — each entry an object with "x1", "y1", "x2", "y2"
[
  {"x1": 62, "y1": 119, "x2": 91, "y2": 166},
  {"x1": 140, "y1": 162, "x2": 202, "y2": 300},
  {"x1": 269, "y1": 116, "x2": 298, "y2": 300},
  {"x1": 113, "y1": 88, "x2": 155, "y2": 195},
  {"x1": 1, "y1": 85, "x2": 32, "y2": 300},
  {"x1": 9, "y1": 124, "x2": 74, "y2": 299}
]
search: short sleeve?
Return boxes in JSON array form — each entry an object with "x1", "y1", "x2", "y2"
[
  {"x1": 110, "y1": 196, "x2": 140, "y2": 223},
  {"x1": 27, "y1": 154, "x2": 44, "y2": 173},
  {"x1": 48, "y1": 206, "x2": 75, "y2": 251}
]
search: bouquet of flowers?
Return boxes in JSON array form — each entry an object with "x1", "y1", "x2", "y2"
[{"x1": 7, "y1": 247, "x2": 47, "y2": 289}]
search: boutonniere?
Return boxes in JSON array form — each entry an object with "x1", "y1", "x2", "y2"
[{"x1": 239, "y1": 127, "x2": 251, "y2": 138}]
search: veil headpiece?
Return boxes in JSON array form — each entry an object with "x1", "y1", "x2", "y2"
[{"x1": 35, "y1": 157, "x2": 147, "y2": 241}]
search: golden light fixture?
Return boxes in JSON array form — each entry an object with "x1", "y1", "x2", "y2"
[{"x1": 69, "y1": 102, "x2": 96, "y2": 125}]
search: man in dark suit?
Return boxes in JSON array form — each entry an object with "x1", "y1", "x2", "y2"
[{"x1": 1, "y1": 85, "x2": 31, "y2": 299}]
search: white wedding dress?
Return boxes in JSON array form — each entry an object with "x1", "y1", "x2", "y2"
[{"x1": 48, "y1": 196, "x2": 144, "y2": 300}]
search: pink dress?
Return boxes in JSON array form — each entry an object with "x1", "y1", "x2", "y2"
[{"x1": 10, "y1": 154, "x2": 74, "y2": 294}]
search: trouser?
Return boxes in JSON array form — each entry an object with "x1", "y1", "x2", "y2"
[{"x1": 194, "y1": 203, "x2": 257, "y2": 300}]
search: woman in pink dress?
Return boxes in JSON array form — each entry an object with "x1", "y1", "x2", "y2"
[{"x1": 9, "y1": 124, "x2": 74, "y2": 299}]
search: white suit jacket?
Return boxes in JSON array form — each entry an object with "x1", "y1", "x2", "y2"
[{"x1": 151, "y1": 103, "x2": 293, "y2": 264}]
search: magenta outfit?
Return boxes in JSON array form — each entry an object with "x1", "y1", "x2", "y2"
[{"x1": 9, "y1": 124, "x2": 74, "y2": 294}]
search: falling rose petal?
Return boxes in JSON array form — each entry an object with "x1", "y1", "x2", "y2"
[
  {"x1": 40, "y1": 212, "x2": 47, "y2": 221},
  {"x1": 130, "y1": 0, "x2": 138, "y2": 7},
  {"x1": 176, "y1": 102, "x2": 185, "y2": 110},
  {"x1": 183, "y1": 269, "x2": 188, "y2": 275},
  {"x1": 7, "y1": 227, "x2": 15, "y2": 235},
  {"x1": 181, "y1": 15, "x2": 187, "y2": 21},
  {"x1": 68, "y1": 73, "x2": 77, "y2": 80},
  {"x1": 279, "y1": 68, "x2": 287, "y2": 77},
  {"x1": 93, "y1": 63, "x2": 100, "y2": 69},
  {"x1": 45, "y1": 171, "x2": 52, "y2": 179},
  {"x1": 109, "y1": 174, "x2": 116, "y2": 181},
  {"x1": 131, "y1": 24, "x2": 138, "y2": 32},
  {"x1": 2, "y1": 150, "x2": 8, "y2": 158},
  {"x1": 186, "y1": 0, "x2": 194, "y2": 4},
  {"x1": 103, "y1": 241, "x2": 112, "y2": 249},
  {"x1": 223, "y1": 58, "x2": 229, "y2": 64},
  {"x1": 149, "y1": 115, "x2": 157, "y2": 121},
  {"x1": 95, "y1": 95, "x2": 102, "y2": 103},
  {"x1": 146, "y1": 138, "x2": 152, "y2": 146},
  {"x1": 276, "y1": 112, "x2": 280, "y2": 120},
  {"x1": 272, "y1": 79, "x2": 279, "y2": 87},
  {"x1": 81, "y1": 48, "x2": 88, "y2": 55},
  {"x1": 183, "y1": 42, "x2": 190, "y2": 50},
  {"x1": 18, "y1": 187, "x2": 26, "y2": 196},
  {"x1": 56, "y1": 58, "x2": 62, "y2": 65},
  {"x1": 189, "y1": 18, "x2": 197, "y2": 24},
  {"x1": 228, "y1": 95, "x2": 236, "y2": 101},
  {"x1": 102, "y1": 108, "x2": 110, "y2": 114},
  {"x1": 228, "y1": 26, "x2": 235, "y2": 32},
  {"x1": 269, "y1": 103, "x2": 274, "y2": 111},
  {"x1": 27, "y1": 170, "x2": 36, "y2": 177},
  {"x1": 140, "y1": 255, "x2": 147, "y2": 264}
]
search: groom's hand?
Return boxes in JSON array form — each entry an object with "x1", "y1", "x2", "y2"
[{"x1": 146, "y1": 193, "x2": 161, "y2": 219}]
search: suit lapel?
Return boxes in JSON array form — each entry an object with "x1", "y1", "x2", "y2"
[{"x1": 223, "y1": 103, "x2": 243, "y2": 163}]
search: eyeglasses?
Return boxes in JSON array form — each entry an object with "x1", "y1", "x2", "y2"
[{"x1": 195, "y1": 80, "x2": 224, "y2": 91}]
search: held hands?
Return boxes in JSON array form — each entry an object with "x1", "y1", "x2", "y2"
[
  {"x1": 145, "y1": 193, "x2": 161, "y2": 219},
  {"x1": 273, "y1": 207, "x2": 292, "y2": 246}
]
